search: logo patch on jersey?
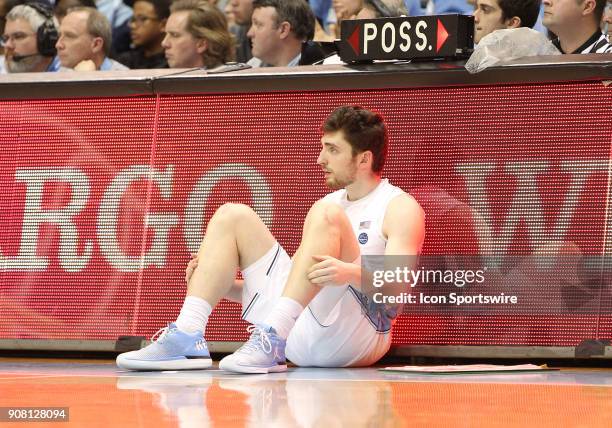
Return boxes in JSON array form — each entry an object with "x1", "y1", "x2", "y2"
[
  {"x1": 358, "y1": 232, "x2": 369, "y2": 244},
  {"x1": 359, "y1": 221, "x2": 371, "y2": 229}
]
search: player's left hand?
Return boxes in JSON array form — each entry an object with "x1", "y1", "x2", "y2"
[{"x1": 308, "y1": 255, "x2": 356, "y2": 287}]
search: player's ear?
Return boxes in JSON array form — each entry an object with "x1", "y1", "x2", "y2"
[
  {"x1": 583, "y1": 0, "x2": 596, "y2": 16},
  {"x1": 506, "y1": 16, "x2": 521, "y2": 29},
  {"x1": 360, "y1": 151, "x2": 372, "y2": 165}
]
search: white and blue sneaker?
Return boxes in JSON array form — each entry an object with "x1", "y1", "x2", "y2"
[
  {"x1": 219, "y1": 325, "x2": 287, "y2": 374},
  {"x1": 116, "y1": 323, "x2": 212, "y2": 371}
]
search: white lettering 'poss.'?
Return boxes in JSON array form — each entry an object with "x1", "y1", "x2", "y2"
[
  {"x1": 363, "y1": 23, "x2": 378, "y2": 54},
  {"x1": 184, "y1": 163, "x2": 273, "y2": 255},
  {"x1": 381, "y1": 22, "x2": 396, "y2": 53},
  {"x1": 415, "y1": 20, "x2": 428, "y2": 51},
  {"x1": 98, "y1": 165, "x2": 179, "y2": 272},
  {"x1": 2, "y1": 168, "x2": 93, "y2": 272}
]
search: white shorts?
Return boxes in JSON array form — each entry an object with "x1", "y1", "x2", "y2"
[{"x1": 240, "y1": 243, "x2": 391, "y2": 367}]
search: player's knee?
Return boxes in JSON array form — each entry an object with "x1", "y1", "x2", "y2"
[
  {"x1": 213, "y1": 203, "x2": 256, "y2": 224},
  {"x1": 307, "y1": 200, "x2": 346, "y2": 228}
]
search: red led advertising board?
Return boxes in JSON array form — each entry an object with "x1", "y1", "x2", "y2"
[{"x1": 1, "y1": 82, "x2": 611, "y2": 347}]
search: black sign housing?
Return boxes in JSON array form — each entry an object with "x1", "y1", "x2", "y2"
[{"x1": 338, "y1": 14, "x2": 474, "y2": 63}]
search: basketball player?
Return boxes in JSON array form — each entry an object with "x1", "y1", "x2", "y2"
[{"x1": 116, "y1": 106, "x2": 425, "y2": 373}]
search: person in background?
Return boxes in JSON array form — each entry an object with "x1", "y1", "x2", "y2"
[
  {"x1": 331, "y1": 0, "x2": 362, "y2": 36},
  {"x1": 56, "y1": 6, "x2": 129, "y2": 70},
  {"x1": 602, "y1": 0, "x2": 612, "y2": 38},
  {"x1": 473, "y1": 0, "x2": 541, "y2": 44},
  {"x1": 95, "y1": 0, "x2": 132, "y2": 54},
  {"x1": 228, "y1": 0, "x2": 253, "y2": 62},
  {"x1": 162, "y1": 0, "x2": 233, "y2": 68},
  {"x1": 115, "y1": 0, "x2": 169, "y2": 68},
  {"x1": 356, "y1": 0, "x2": 407, "y2": 18},
  {"x1": 247, "y1": 0, "x2": 315, "y2": 67},
  {"x1": 543, "y1": 0, "x2": 612, "y2": 53},
  {"x1": 2, "y1": 2, "x2": 60, "y2": 73}
]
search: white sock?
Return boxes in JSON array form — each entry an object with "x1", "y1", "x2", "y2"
[
  {"x1": 175, "y1": 295, "x2": 213, "y2": 334},
  {"x1": 263, "y1": 297, "x2": 304, "y2": 339}
]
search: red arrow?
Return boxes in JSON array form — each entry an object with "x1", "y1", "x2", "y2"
[
  {"x1": 348, "y1": 23, "x2": 361, "y2": 56},
  {"x1": 436, "y1": 19, "x2": 449, "y2": 52}
]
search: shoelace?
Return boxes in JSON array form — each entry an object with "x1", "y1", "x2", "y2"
[
  {"x1": 238, "y1": 325, "x2": 272, "y2": 354},
  {"x1": 150, "y1": 325, "x2": 173, "y2": 343}
]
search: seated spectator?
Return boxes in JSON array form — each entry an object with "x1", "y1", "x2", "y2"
[
  {"x1": 473, "y1": 0, "x2": 541, "y2": 44},
  {"x1": 247, "y1": 0, "x2": 315, "y2": 67},
  {"x1": 333, "y1": 0, "x2": 363, "y2": 22},
  {"x1": 543, "y1": 0, "x2": 612, "y2": 53},
  {"x1": 115, "y1": 0, "x2": 169, "y2": 68},
  {"x1": 56, "y1": 7, "x2": 128, "y2": 70},
  {"x1": 2, "y1": 2, "x2": 61, "y2": 73},
  {"x1": 228, "y1": 0, "x2": 253, "y2": 63},
  {"x1": 470, "y1": 0, "x2": 548, "y2": 36},
  {"x1": 1, "y1": 0, "x2": 13, "y2": 35},
  {"x1": 356, "y1": 0, "x2": 407, "y2": 18},
  {"x1": 0, "y1": 0, "x2": 12, "y2": 73},
  {"x1": 162, "y1": 0, "x2": 234, "y2": 68},
  {"x1": 96, "y1": 0, "x2": 132, "y2": 54},
  {"x1": 602, "y1": 0, "x2": 611, "y2": 38},
  {"x1": 0, "y1": 0, "x2": 26, "y2": 72},
  {"x1": 330, "y1": 0, "x2": 362, "y2": 36},
  {"x1": 54, "y1": 0, "x2": 96, "y2": 23}
]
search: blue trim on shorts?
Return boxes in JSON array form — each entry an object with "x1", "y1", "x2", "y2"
[
  {"x1": 266, "y1": 245, "x2": 281, "y2": 276},
  {"x1": 347, "y1": 286, "x2": 399, "y2": 334},
  {"x1": 241, "y1": 293, "x2": 260, "y2": 320},
  {"x1": 306, "y1": 305, "x2": 332, "y2": 328}
]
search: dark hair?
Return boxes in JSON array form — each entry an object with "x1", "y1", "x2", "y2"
[
  {"x1": 498, "y1": 0, "x2": 541, "y2": 28},
  {"x1": 135, "y1": 0, "x2": 171, "y2": 20},
  {"x1": 252, "y1": 0, "x2": 315, "y2": 40},
  {"x1": 322, "y1": 106, "x2": 388, "y2": 174},
  {"x1": 594, "y1": 0, "x2": 607, "y2": 22},
  {"x1": 54, "y1": 0, "x2": 96, "y2": 21}
]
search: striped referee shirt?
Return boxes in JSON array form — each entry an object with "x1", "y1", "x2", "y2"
[{"x1": 553, "y1": 30, "x2": 612, "y2": 54}]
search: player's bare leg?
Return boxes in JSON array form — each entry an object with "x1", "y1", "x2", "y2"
[
  {"x1": 219, "y1": 201, "x2": 359, "y2": 373},
  {"x1": 187, "y1": 203, "x2": 276, "y2": 306},
  {"x1": 116, "y1": 203, "x2": 275, "y2": 371}
]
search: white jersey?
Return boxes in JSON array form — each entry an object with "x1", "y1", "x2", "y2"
[
  {"x1": 322, "y1": 178, "x2": 405, "y2": 258},
  {"x1": 323, "y1": 179, "x2": 408, "y2": 332}
]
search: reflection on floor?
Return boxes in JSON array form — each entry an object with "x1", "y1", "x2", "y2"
[{"x1": 1, "y1": 358, "x2": 611, "y2": 427}]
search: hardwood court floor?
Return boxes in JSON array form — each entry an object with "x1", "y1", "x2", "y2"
[{"x1": 0, "y1": 357, "x2": 611, "y2": 427}]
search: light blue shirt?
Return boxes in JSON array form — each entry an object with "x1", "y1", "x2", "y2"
[
  {"x1": 100, "y1": 57, "x2": 129, "y2": 71},
  {"x1": 46, "y1": 56, "x2": 61, "y2": 72},
  {"x1": 309, "y1": 0, "x2": 331, "y2": 23},
  {"x1": 404, "y1": 0, "x2": 423, "y2": 15},
  {"x1": 434, "y1": 0, "x2": 473, "y2": 14},
  {"x1": 95, "y1": 0, "x2": 132, "y2": 28},
  {"x1": 287, "y1": 53, "x2": 301, "y2": 67}
]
